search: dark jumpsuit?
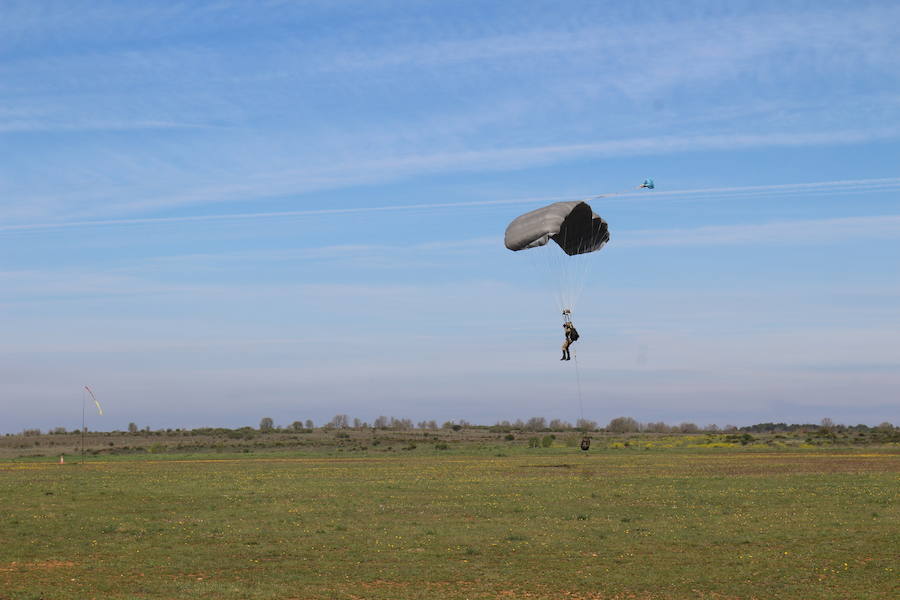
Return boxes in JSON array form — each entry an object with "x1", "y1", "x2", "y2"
[{"x1": 562, "y1": 322, "x2": 577, "y2": 360}]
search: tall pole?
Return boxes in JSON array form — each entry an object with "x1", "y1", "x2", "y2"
[{"x1": 81, "y1": 387, "x2": 85, "y2": 465}]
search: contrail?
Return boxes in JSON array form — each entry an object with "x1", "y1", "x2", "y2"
[{"x1": 2, "y1": 177, "x2": 899, "y2": 233}]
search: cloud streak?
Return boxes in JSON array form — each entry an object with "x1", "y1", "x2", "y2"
[
  {"x1": 3, "y1": 177, "x2": 898, "y2": 233},
  {"x1": 618, "y1": 214, "x2": 900, "y2": 248}
]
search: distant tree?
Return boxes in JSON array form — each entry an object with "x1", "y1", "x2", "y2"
[
  {"x1": 374, "y1": 416, "x2": 390, "y2": 429},
  {"x1": 329, "y1": 414, "x2": 349, "y2": 429},
  {"x1": 820, "y1": 417, "x2": 835, "y2": 431},
  {"x1": 259, "y1": 417, "x2": 274, "y2": 432},
  {"x1": 723, "y1": 424, "x2": 737, "y2": 433},
  {"x1": 128, "y1": 422, "x2": 138, "y2": 433},
  {"x1": 51, "y1": 427, "x2": 67, "y2": 434},
  {"x1": 704, "y1": 424, "x2": 720, "y2": 433},
  {"x1": 305, "y1": 419, "x2": 314, "y2": 429},
  {"x1": 525, "y1": 417, "x2": 546, "y2": 431},
  {"x1": 352, "y1": 418, "x2": 363, "y2": 429},
  {"x1": 678, "y1": 422, "x2": 700, "y2": 433},
  {"x1": 644, "y1": 421, "x2": 670, "y2": 433},
  {"x1": 417, "y1": 420, "x2": 430, "y2": 429},
  {"x1": 548, "y1": 419, "x2": 571, "y2": 431},
  {"x1": 607, "y1": 417, "x2": 640, "y2": 433},
  {"x1": 876, "y1": 421, "x2": 894, "y2": 431},
  {"x1": 390, "y1": 417, "x2": 413, "y2": 430},
  {"x1": 22, "y1": 428, "x2": 41, "y2": 436},
  {"x1": 441, "y1": 420, "x2": 455, "y2": 429},
  {"x1": 576, "y1": 418, "x2": 598, "y2": 431},
  {"x1": 290, "y1": 421, "x2": 304, "y2": 431}
]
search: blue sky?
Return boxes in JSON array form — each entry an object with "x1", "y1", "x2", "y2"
[{"x1": 2, "y1": 0, "x2": 898, "y2": 433}]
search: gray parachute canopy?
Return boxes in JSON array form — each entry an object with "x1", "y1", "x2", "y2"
[{"x1": 504, "y1": 201, "x2": 609, "y2": 256}]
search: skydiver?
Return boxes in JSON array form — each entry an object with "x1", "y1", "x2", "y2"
[{"x1": 561, "y1": 320, "x2": 579, "y2": 361}]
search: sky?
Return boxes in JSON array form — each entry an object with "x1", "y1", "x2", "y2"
[{"x1": 1, "y1": 0, "x2": 898, "y2": 433}]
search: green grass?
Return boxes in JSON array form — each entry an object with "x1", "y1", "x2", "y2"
[{"x1": 1, "y1": 450, "x2": 897, "y2": 599}]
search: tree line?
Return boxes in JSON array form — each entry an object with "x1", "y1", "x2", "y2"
[{"x1": 16, "y1": 416, "x2": 896, "y2": 437}]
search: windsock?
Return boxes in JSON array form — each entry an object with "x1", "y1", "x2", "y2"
[{"x1": 84, "y1": 386, "x2": 103, "y2": 415}]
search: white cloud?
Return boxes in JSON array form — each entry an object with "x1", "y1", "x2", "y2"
[
  {"x1": 4, "y1": 177, "x2": 899, "y2": 232},
  {"x1": 617, "y1": 214, "x2": 900, "y2": 248}
]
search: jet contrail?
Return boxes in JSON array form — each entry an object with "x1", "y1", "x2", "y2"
[{"x1": 2, "y1": 177, "x2": 898, "y2": 233}]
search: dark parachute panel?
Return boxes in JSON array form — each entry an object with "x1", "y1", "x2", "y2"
[{"x1": 504, "y1": 201, "x2": 609, "y2": 256}]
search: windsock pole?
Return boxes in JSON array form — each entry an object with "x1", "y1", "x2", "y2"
[{"x1": 81, "y1": 387, "x2": 85, "y2": 465}]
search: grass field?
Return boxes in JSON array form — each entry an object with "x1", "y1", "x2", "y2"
[{"x1": 2, "y1": 448, "x2": 898, "y2": 599}]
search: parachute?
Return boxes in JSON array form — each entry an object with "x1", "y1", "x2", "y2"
[
  {"x1": 504, "y1": 201, "x2": 609, "y2": 256},
  {"x1": 504, "y1": 200, "x2": 609, "y2": 313},
  {"x1": 504, "y1": 182, "x2": 653, "y2": 311}
]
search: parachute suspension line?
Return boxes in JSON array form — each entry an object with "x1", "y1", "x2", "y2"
[
  {"x1": 524, "y1": 244, "x2": 566, "y2": 314},
  {"x1": 574, "y1": 350, "x2": 591, "y2": 452},
  {"x1": 568, "y1": 235, "x2": 595, "y2": 315},
  {"x1": 573, "y1": 351, "x2": 584, "y2": 423}
]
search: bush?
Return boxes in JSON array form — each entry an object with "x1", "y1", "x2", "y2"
[
  {"x1": 541, "y1": 435, "x2": 554, "y2": 448},
  {"x1": 528, "y1": 437, "x2": 540, "y2": 448}
]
